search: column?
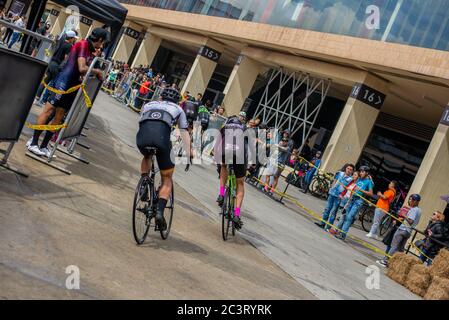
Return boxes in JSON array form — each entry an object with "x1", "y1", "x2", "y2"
[
  {"x1": 111, "y1": 22, "x2": 142, "y2": 63},
  {"x1": 407, "y1": 106, "x2": 449, "y2": 230},
  {"x1": 78, "y1": 16, "x2": 93, "y2": 39},
  {"x1": 48, "y1": 7, "x2": 68, "y2": 37},
  {"x1": 131, "y1": 30, "x2": 161, "y2": 68},
  {"x1": 221, "y1": 55, "x2": 262, "y2": 116},
  {"x1": 87, "y1": 20, "x2": 103, "y2": 37},
  {"x1": 181, "y1": 39, "x2": 223, "y2": 96},
  {"x1": 320, "y1": 74, "x2": 388, "y2": 174}
]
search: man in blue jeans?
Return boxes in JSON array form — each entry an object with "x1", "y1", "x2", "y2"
[
  {"x1": 334, "y1": 166, "x2": 374, "y2": 241},
  {"x1": 315, "y1": 163, "x2": 354, "y2": 231}
]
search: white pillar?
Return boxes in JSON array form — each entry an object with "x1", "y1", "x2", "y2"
[
  {"x1": 407, "y1": 106, "x2": 449, "y2": 230},
  {"x1": 222, "y1": 55, "x2": 261, "y2": 116},
  {"x1": 321, "y1": 74, "x2": 388, "y2": 174},
  {"x1": 131, "y1": 30, "x2": 161, "y2": 68},
  {"x1": 181, "y1": 39, "x2": 223, "y2": 96}
]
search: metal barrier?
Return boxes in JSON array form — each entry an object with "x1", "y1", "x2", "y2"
[
  {"x1": 0, "y1": 19, "x2": 55, "y2": 62},
  {"x1": 201, "y1": 113, "x2": 227, "y2": 156},
  {"x1": 26, "y1": 57, "x2": 112, "y2": 174},
  {"x1": 406, "y1": 227, "x2": 449, "y2": 260},
  {"x1": 0, "y1": 46, "x2": 48, "y2": 177}
]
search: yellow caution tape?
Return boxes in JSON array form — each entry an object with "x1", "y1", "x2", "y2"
[
  {"x1": 26, "y1": 123, "x2": 67, "y2": 131},
  {"x1": 274, "y1": 154, "x2": 432, "y2": 261},
  {"x1": 252, "y1": 175, "x2": 393, "y2": 259}
]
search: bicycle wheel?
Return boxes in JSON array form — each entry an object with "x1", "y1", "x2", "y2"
[
  {"x1": 309, "y1": 178, "x2": 320, "y2": 196},
  {"x1": 231, "y1": 196, "x2": 236, "y2": 237},
  {"x1": 222, "y1": 190, "x2": 232, "y2": 241},
  {"x1": 132, "y1": 176, "x2": 152, "y2": 245},
  {"x1": 360, "y1": 206, "x2": 375, "y2": 232},
  {"x1": 160, "y1": 186, "x2": 174, "y2": 240},
  {"x1": 379, "y1": 215, "x2": 393, "y2": 237}
]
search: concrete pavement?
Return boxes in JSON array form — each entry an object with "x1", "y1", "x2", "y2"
[
  {"x1": 0, "y1": 95, "x2": 314, "y2": 300},
  {"x1": 0, "y1": 92, "x2": 418, "y2": 300}
]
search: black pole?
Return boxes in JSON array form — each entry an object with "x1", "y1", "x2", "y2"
[{"x1": 21, "y1": 0, "x2": 48, "y2": 54}]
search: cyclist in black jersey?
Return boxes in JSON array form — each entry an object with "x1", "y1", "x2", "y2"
[
  {"x1": 136, "y1": 87, "x2": 191, "y2": 231},
  {"x1": 215, "y1": 111, "x2": 248, "y2": 229}
]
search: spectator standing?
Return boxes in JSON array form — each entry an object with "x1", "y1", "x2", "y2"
[
  {"x1": 366, "y1": 181, "x2": 397, "y2": 239},
  {"x1": 334, "y1": 166, "x2": 374, "y2": 241},
  {"x1": 302, "y1": 150, "x2": 322, "y2": 193},
  {"x1": 2, "y1": 12, "x2": 14, "y2": 45},
  {"x1": 8, "y1": 14, "x2": 25, "y2": 49},
  {"x1": 134, "y1": 76, "x2": 151, "y2": 110},
  {"x1": 377, "y1": 194, "x2": 422, "y2": 267},
  {"x1": 315, "y1": 164, "x2": 355, "y2": 231}
]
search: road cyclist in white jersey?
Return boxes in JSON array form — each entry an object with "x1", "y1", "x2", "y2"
[{"x1": 136, "y1": 87, "x2": 191, "y2": 231}]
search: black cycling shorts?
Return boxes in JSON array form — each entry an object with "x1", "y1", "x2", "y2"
[
  {"x1": 220, "y1": 156, "x2": 247, "y2": 179},
  {"x1": 136, "y1": 120, "x2": 174, "y2": 170}
]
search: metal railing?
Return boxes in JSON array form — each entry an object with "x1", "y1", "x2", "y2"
[{"x1": 0, "y1": 19, "x2": 55, "y2": 62}]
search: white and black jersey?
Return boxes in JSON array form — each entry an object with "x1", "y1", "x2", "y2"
[{"x1": 140, "y1": 101, "x2": 189, "y2": 130}]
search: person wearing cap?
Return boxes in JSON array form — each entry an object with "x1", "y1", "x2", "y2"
[
  {"x1": 28, "y1": 28, "x2": 109, "y2": 157},
  {"x1": 302, "y1": 150, "x2": 322, "y2": 193},
  {"x1": 377, "y1": 194, "x2": 422, "y2": 267},
  {"x1": 264, "y1": 129, "x2": 294, "y2": 194},
  {"x1": 238, "y1": 111, "x2": 247, "y2": 124},
  {"x1": 334, "y1": 166, "x2": 374, "y2": 241}
]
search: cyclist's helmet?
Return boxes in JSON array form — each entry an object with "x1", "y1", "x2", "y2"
[
  {"x1": 161, "y1": 87, "x2": 181, "y2": 104},
  {"x1": 359, "y1": 165, "x2": 371, "y2": 173}
]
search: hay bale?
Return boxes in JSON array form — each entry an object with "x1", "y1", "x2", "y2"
[
  {"x1": 424, "y1": 276, "x2": 449, "y2": 300},
  {"x1": 429, "y1": 249, "x2": 449, "y2": 278},
  {"x1": 405, "y1": 264, "x2": 432, "y2": 297},
  {"x1": 387, "y1": 253, "x2": 420, "y2": 285}
]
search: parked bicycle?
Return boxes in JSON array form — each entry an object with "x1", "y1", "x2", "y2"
[
  {"x1": 359, "y1": 204, "x2": 394, "y2": 237},
  {"x1": 309, "y1": 172, "x2": 333, "y2": 199}
]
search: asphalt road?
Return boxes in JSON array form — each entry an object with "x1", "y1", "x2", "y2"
[{"x1": 0, "y1": 92, "x2": 418, "y2": 300}]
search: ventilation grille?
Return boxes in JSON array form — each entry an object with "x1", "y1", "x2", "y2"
[{"x1": 376, "y1": 113, "x2": 436, "y2": 142}]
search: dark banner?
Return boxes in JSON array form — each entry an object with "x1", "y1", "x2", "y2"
[{"x1": 0, "y1": 48, "x2": 47, "y2": 141}]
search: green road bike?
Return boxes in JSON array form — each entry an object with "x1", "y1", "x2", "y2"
[{"x1": 222, "y1": 165, "x2": 237, "y2": 241}]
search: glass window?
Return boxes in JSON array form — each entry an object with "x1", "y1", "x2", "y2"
[{"x1": 119, "y1": 0, "x2": 449, "y2": 50}]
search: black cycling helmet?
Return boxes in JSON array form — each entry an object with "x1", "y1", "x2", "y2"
[
  {"x1": 161, "y1": 87, "x2": 181, "y2": 103},
  {"x1": 89, "y1": 28, "x2": 110, "y2": 42}
]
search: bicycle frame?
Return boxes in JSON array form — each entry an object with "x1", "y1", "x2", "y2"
[{"x1": 227, "y1": 165, "x2": 237, "y2": 208}]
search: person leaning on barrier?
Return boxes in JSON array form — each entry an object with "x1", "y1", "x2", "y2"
[
  {"x1": 36, "y1": 30, "x2": 78, "y2": 104},
  {"x1": 27, "y1": 28, "x2": 109, "y2": 157},
  {"x1": 416, "y1": 211, "x2": 447, "y2": 265},
  {"x1": 302, "y1": 150, "x2": 322, "y2": 193},
  {"x1": 377, "y1": 194, "x2": 422, "y2": 267}
]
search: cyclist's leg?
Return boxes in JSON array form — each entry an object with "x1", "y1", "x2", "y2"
[
  {"x1": 140, "y1": 155, "x2": 152, "y2": 175},
  {"x1": 157, "y1": 167, "x2": 174, "y2": 214},
  {"x1": 234, "y1": 164, "x2": 246, "y2": 228},
  {"x1": 235, "y1": 177, "x2": 245, "y2": 212},
  {"x1": 217, "y1": 164, "x2": 228, "y2": 206}
]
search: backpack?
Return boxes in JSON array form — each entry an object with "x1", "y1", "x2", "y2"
[{"x1": 184, "y1": 101, "x2": 198, "y2": 121}]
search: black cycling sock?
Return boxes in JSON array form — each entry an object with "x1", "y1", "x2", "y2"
[
  {"x1": 157, "y1": 198, "x2": 168, "y2": 214},
  {"x1": 40, "y1": 131, "x2": 54, "y2": 149},
  {"x1": 31, "y1": 130, "x2": 42, "y2": 146}
]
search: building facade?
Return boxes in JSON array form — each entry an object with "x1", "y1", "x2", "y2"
[{"x1": 45, "y1": 0, "x2": 449, "y2": 230}]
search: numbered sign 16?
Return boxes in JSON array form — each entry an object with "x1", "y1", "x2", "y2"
[
  {"x1": 351, "y1": 83, "x2": 386, "y2": 109},
  {"x1": 440, "y1": 107, "x2": 449, "y2": 126}
]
